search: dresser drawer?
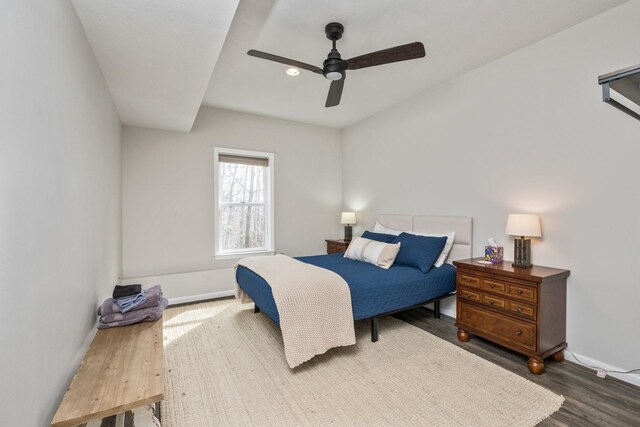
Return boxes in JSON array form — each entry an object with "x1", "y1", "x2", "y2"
[
  {"x1": 458, "y1": 286, "x2": 481, "y2": 303},
  {"x1": 458, "y1": 273, "x2": 480, "y2": 288},
  {"x1": 327, "y1": 242, "x2": 348, "y2": 254},
  {"x1": 480, "y1": 278, "x2": 509, "y2": 295},
  {"x1": 508, "y1": 301, "x2": 537, "y2": 321},
  {"x1": 481, "y1": 293, "x2": 506, "y2": 310},
  {"x1": 507, "y1": 283, "x2": 537, "y2": 303},
  {"x1": 458, "y1": 302, "x2": 536, "y2": 351}
]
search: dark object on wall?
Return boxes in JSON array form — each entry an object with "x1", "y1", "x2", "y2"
[
  {"x1": 598, "y1": 64, "x2": 640, "y2": 121},
  {"x1": 247, "y1": 22, "x2": 426, "y2": 107}
]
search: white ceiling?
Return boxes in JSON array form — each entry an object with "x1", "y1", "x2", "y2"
[
  {"x1": 72, "y1": 0, "x2": 239, "y2": 132},
  {"x1": 202, "y1": 0, "x2": 625, "y2": 128}
]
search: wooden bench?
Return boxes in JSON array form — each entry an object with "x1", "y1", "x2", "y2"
[{"x1": 51, "y1": 318, "x2": 164, "y2": 427}]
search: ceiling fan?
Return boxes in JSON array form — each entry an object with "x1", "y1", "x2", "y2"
[{"x1": 247, "y1": 22, "x2": 426, "y2": 107}]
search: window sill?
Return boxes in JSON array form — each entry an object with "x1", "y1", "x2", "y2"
[{"x1": 214, "y1": 250, "x2": 275, "y2": 261}]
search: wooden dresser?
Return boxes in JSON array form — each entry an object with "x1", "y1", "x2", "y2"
[
  {"x1": 453, "y1": 258, "x2": 570, "y2": 374},
  {"x1": 326, "y1": 239, "x2": 350, "y2": 254}
]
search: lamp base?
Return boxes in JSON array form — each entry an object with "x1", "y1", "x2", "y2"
[
  {"x1": 512, "y1": 262, "x2": 533, "y2": 268},
  {"x1": 344, "y1": 225, "x2": 352, "y2": 241},
  {"x1": 512, "y1": 238, "x2": 532, "y2": 268}
]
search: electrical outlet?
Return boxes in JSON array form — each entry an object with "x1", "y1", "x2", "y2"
[{"x1": 596, "y1": 368, "x2": 608, "y2": 379}]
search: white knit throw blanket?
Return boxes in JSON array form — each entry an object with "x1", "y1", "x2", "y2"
[{"x1": 235, "y1": 255, "x2": 356, "y2": 368}]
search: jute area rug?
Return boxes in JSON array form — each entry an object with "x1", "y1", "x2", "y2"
[{"x1": 162, "y1": 299, "x2": 563, "y2": 426}]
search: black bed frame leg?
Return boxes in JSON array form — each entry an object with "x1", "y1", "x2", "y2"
[
  {"x1": 434, "y1": 300, "x2": 441, "y2": 319},
  {"x1": 371, "y1": 317, "x2": 379, "y2": 342},
  {"x1": 254, "y1": 304, "x2": 260, "y2": 313}
]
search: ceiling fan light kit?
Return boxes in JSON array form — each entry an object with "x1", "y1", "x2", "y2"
[{"x1": 247, "y1": 22, "x2": 426, "y2": 107}]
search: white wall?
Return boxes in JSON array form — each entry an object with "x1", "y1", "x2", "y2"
[
  {"x1": 0, "y1": 1, "x2": 121, "y2": 426},
  {"x1": 342, "y1": 2, "x2": 640, "y2": 381},
  {"x1": 122, "y1": 107, "x2": 342, "y2": 299}
]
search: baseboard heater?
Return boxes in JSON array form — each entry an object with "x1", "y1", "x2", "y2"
[{"x1": 598, "y1": 63, "x2": 640, "y2": 121}]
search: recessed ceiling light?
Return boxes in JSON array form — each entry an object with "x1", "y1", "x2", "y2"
[{"x1": 285, "y1": 67, "x2": 300, "y2": 76}]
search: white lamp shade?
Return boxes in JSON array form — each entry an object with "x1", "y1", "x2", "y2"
[
  {"x1": 341, "y1": 212, "x2": 357, "y2": 225},
  {"x1": 505, "y1": 214, "x2": 541, "y2": 237}
]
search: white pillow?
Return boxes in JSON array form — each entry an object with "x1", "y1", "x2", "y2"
[
  {"x1": 344, "y1": 237, "x2": 401, "y2": 269},
  {"x1": 373, "y1": 222, "x2": 403, "y2": 236}
]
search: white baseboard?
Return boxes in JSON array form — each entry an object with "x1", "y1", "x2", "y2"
[
  {"x1": 564, "y1": 349, "x2": 640, "y2": 388},
  {"x1": 167, "y1": 290, "x2": 235, "y2": 306}
]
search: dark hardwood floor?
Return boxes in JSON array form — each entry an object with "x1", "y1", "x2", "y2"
[{"x1": 394, "y1": 307, "x2": 640, "y2": 427}]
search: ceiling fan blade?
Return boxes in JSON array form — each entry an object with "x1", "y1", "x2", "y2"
[
  {"x1": 247, "y1": 50, "x2": 323, "y2": 74},
  {"x1": 325, "y1": 77, "x2": 345, "y2": 108},
  {"x1": 345, "y1": 42, "x2": 426, "y2": 70}
]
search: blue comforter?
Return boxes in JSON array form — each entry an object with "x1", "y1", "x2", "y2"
[{"x1": 235, "y1": 253, "x2": 456, "y2": 325}]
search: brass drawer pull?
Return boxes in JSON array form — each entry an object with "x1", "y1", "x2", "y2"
[
  {"x1": 465, "y1": 313, "x2": 471, "y2": 318},
  {"x1": 517, "y1": 290, "x2": 523, "y2": 294},
  {"x1": 466, "y1": 278, "x2": 472, "y2": 282},
  {"x1": 490, "y1": 283, "x2": 496, "y2": 288},
  {"x1": 515, "y1": 330, "x2": 522, "y2": 336},
  {"x1": 517, "y1": 308, "x2": 523, "y2": 313},
  {"x1": 489, "y1": 300, "x2": 495, "y2": 305},
  {"x1": 465, "y1": 293, "x2": 472, "y2": 298}
]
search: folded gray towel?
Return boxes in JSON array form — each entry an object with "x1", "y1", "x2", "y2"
[
  {"x1": 98, "y1": 298, "x2": 168, "y2": 329},
  {"x1": 98, "y1": 285, "x2": 162, "y2": 316}
]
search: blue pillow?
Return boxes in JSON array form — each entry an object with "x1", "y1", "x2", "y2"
[
  {"x1": 391, "y1": 232, "x2": 447, "y2": 273},
  {"x1": 361, "y1": 230, "x2": 396, "y2": 243}
]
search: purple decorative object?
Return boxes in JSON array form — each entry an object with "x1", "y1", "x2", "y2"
[{"x1": 485, "y1": 246, "x2": 504, "y2": 263}]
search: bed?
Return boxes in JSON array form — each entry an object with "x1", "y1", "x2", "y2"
[{"x1": 236, "y1": 214, "x2": 472, "y2": 341}]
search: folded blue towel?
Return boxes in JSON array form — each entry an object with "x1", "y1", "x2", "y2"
[{"x1": 115, "y1": 292, "x2": 146, "y2": 314}]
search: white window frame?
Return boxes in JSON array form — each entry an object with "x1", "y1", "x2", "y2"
[{"x1": 214, "y1": 147, "x2": 275, "y2": 259}]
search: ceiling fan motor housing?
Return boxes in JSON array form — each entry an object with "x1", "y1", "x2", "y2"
[
  {"x1": 325, "y1": 22, "x2": 344, "y2": 41},
  {"x1": 323, "y1": 23, "x2": 345, "y2": 80}
]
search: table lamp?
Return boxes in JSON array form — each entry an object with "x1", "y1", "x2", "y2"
[
  {"x1": 505, "y1": 214, "x2": 541, "y2": 268},
  {"x1": 341, "y1": 212, "x2": 356, "y2": 241}
]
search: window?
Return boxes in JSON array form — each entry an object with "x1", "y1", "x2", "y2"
[{"x1": 214, "y1": 147, "x2": 274, "y2": 258}]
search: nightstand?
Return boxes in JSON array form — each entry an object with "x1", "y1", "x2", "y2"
[
  {"x1": 453, "y1": 258, "x2": 570, "y2": 374},
  {"x1": 325, "y1": 239, "x2": 350, "y2": 254}
]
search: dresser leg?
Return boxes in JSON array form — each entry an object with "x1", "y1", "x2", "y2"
[
  {"x1": 528, "y1": 357, "x2": 545, "y2": 374},
  {"x1": 457, "y1": 328, "x2": 470, "y2": 342},
  {"x1": 552, "y1": 351, "x2": 565, "y2": 362}
]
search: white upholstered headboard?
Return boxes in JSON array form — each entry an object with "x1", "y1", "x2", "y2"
[{"x1": 376, "y1": 214, "x2": 473, "y2": 264}]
